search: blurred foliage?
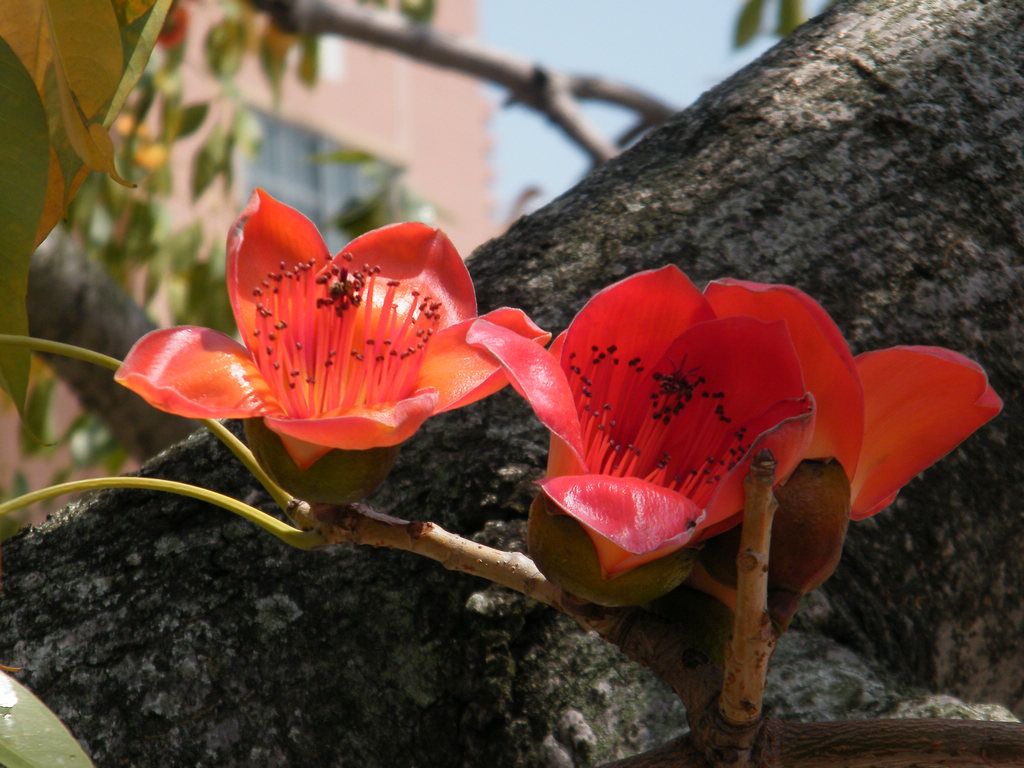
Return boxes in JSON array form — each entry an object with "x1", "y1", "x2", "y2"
[
  {"x1": 0, "y1": 0, "x2": 171, "y2": 432},
  {"x1": 6, "y1": 0, "x2": 435, "y2": 505},
  {"x1": 735, "y1": 0, "x2": 837, "y2": 48}
]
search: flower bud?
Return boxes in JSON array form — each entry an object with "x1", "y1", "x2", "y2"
[
  {"x1": 697, "y1": 458, "x2": 851, "y2": 630},
  {"x1": 244, "y1": 418, "x2": 400, "y2": 505},
  {"x1": 768, "y1": 458, "x2": 851, "y2": 598},
  {"x1": 528, "y1": 493, "x2": 698, "y2": 607}
]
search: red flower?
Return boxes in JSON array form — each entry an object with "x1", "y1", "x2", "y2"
[
  {"x1": 699, "y1": 278, "x2": 1001, "y2": 625},
  {"x1": 157, "y1": 2, "x2": 189, "y2": 49},
  {"x1": 116, "y1": 189, "x2": 548, "y2": 474},
  {"x1": 468, "y1": 266, "x2": 817, "y2": 579},
  {"x1": 469, "y1": 267, "x2": 1001, "y2": 585},
  {"x1": 703, "y1": 279, "x2": 1002, "y2": 521}
]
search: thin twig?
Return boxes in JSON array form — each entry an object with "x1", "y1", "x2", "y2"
[
  {"x1": 719, "y1": 449, "x2": 779, "y2": 727},
  {"x1": 314, "y1": 503, "x2": 565, "y2": 608},
  {"x1": 249, "y1": 0, "x2": 678, "y2": 164}
]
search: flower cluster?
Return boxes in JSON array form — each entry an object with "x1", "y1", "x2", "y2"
[
  {"x1": 117, "y1": 192, "x2": 1001, "y2": 611},
  {"x1": 469, "y1": 266, "x2": 1001, "y2": 605}
]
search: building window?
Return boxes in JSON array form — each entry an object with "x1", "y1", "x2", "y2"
[{"x1": 243, "y1": 111, "x2": 385, "y2": 252}]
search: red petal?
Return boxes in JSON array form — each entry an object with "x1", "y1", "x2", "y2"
[
  {"x1": 227, "y1": 189, "x2": 331, "y2": 344},
  {"x1": 705, "y1": 279, "x2": 864, "y2": 479},
  {"x1": 539, "y1": 475, "x2": 703, "y2": 574},
  {"x1": 343, "y1": 222, "x2": 477, "y2": 328},
  {"x1": 264, "y1": 389, "x2": 439, "y2": 459},
  {"x1": 697, "y1": 394, "x2": 817, "y2": 541},
  {"x1": 548, "y1": 330, "x2": 567, "y2": 361},
  {"x1": 627, "y1": 316, "x2": 807, "y2": 473},
  {"x1": 850, "y1": 346, "x2": 1002, "y2": 518},
  {"x1": 561, "y1": 266, "x2": 715, "y2": 372},
  {"x1": 546, "y1": 432, "x2": 587, "y2": 477},
  {"x1": 423, "y1": 308, "x2": 550, "y2": 414},
  {"x1": 115, "y1": 327, "x2": 280, "y2": 418},
  {"x1": 466, "y1": 317, "x2": 585, "y2": 466}
]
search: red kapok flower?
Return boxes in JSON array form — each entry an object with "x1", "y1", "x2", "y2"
[
  {"x1": 157, "y1": 2, "x2": 189, "y2": 49},
  {"x1": 697, "y1": 279, "x2": 1002, "y2": 625},
  {"x1": 703, "y1": 279, "x2": 1002, "y2": 520},
  {"x1": 468, "y1": 266, "x2": 817, "y2": 596},
  {"x1": 116, "y1": 189, "x2": 548, "y2": 498},
  {"x1": 470, "y1": 266, "x2": 1002, "y2": 608}
]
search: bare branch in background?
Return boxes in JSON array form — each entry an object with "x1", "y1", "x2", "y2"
[
  {"x1": 249, "y1": 0, "x2": 678, "y2": 165},
  {"x1": 27, "y1": 235, "x2": 195, "y2": 459}
]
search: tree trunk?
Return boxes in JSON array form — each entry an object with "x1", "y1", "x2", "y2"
[{"x1": 2, "y1": 0, "x2": 1022, "y2": 766}]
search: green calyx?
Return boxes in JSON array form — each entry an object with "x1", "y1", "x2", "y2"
[
  {"x1": 244, "y1": 418, "x2": 400, "y2": 505},
  {"x1": 527, "y1": 493, "x2": 699, "y2": 608}
]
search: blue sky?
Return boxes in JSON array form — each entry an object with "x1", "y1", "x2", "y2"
[{"x1": 478, "y1": 2, "x2": 812, "y2": 218}]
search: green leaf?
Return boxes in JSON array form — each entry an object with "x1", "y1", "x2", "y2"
[
  {"x1": 230, "y1": 106, "x2": 262, "y2": 157},
  {"x1": 0, "y1": 37, "x2": 50, "y2": 418},
  {"x1": 175, "y1": 102, "x2": 209, "y2": 140},
  {"x1": 0, "y1": 670, "x2": 96, "y2": 768},
  {"x1": 734, "y1": 0, "x2": 765, "y2": 48},
  {"x1": 298, "y1": 35, "x2": 318, "y2": 87},
  {"x1": 204, "y1": 17, "x2": 246, "y2": 79},
  {"x1": 310, "y1": 148, "x2": 378, "y2": 165},
  {"x1": 0, "y1": 0, "x2": 170, "y2": 418},
  {"x1": 191, "y1": 122, "x2": 228, "y2": 200},
  {"x1": 400, "y1": 0, "x2": 435, "y2": 24},
  {"x1": 18, "y1": 372, "x2": 57, "y2": 455},
  {"x1": 775, "y1": 0, "x2": 805, "y2": 36}
]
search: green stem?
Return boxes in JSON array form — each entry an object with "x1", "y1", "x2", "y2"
[
  {"x1": 0, "y1": 477, "x2": 325, "y2": 550},
  {"x1": 199, "y1": 419, "x2": 293, "y2": 510},
  {"x1": 0, "y1": 334, "x2": 294, "y2": 510},
  {"x1": 0, "y1": 334, "x2": 121, "y2": 372}
]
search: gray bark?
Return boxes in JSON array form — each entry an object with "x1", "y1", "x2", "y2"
[{"x1": 2, "y1": 0, "x2": 1023, "y2": 766}]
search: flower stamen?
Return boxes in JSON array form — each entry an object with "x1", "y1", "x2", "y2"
[{"x1": 250, "y1": 256, "x2": 441, "y2": 418}]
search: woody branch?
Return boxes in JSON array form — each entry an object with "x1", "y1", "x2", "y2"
[
  {"x1": 306, "y1": 474, "x2": 1024, "y2": 768},
  {"x1": 248, "y1": 0, "x2": 677, "y2": 164}
]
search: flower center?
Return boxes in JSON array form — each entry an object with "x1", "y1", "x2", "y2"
[
  {"x1": 568, "y1": 346, "x2": 749, "y2": 505},
  {"x1": 249, "y1": 252, "x2": 442, "y2": 417}
]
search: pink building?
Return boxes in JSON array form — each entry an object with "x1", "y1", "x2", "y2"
[{"x1": 0, "y1": 0, "x2": 496, "y2": 519}]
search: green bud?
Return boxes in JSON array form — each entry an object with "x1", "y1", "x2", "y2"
[
  {"x1": 528, "y1": 493, "x2": 699, "y2": 607},
  {"x1": 244, "y1": 418, "x2": 400, "y2": 505}
]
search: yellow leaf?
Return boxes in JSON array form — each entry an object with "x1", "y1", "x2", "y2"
[
  {"x1": 31, "y1": 147, "x2": 65, "y2": 248},
  {"x1": 0, "y1": 0, "x2": 127, "y2": 183},
  {"x1": 0, "y1": 0, "x2": 169, "y2": 415},
  {"x1": 113, "y1": 0, "x2": 158, "y2": 25}
]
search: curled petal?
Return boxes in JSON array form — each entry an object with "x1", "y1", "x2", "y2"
[
  {"x1": 115, "y1": 327, "x2": 280, "y2": 419},
  {"x1": 466, "y1": 318, "x2": 585, "y2": 466},
  {"x1": 264, "y1": 389, "x2": 440, "y2": 462},
  {"x1": 546, "y1": 432, "x2": 587, "y2": 477},
  {"x1": 850, "y1": 346, "x2": 1002, "y2": 518},
  {"x1": 227, "y1": 189, "x2": 331, "y2": 343},
  {"x1": 561, "y1": 266, "x2": 715, "y2": 370},
  {"x1": 697, "y1": 394, "x2": 817, "y2": 541},
  {"x1": 705, "y1": 279, "x2": 864, "y2": 479},
  {"x1": 422, "y1": 308, "x2": 550, "y2": 414},
  {"x1": 539, "y1": 475, "x2": 703, "y2": 574},
  {"x1": 343, "y1": 222, "x2": 477, "y2": 328}
]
